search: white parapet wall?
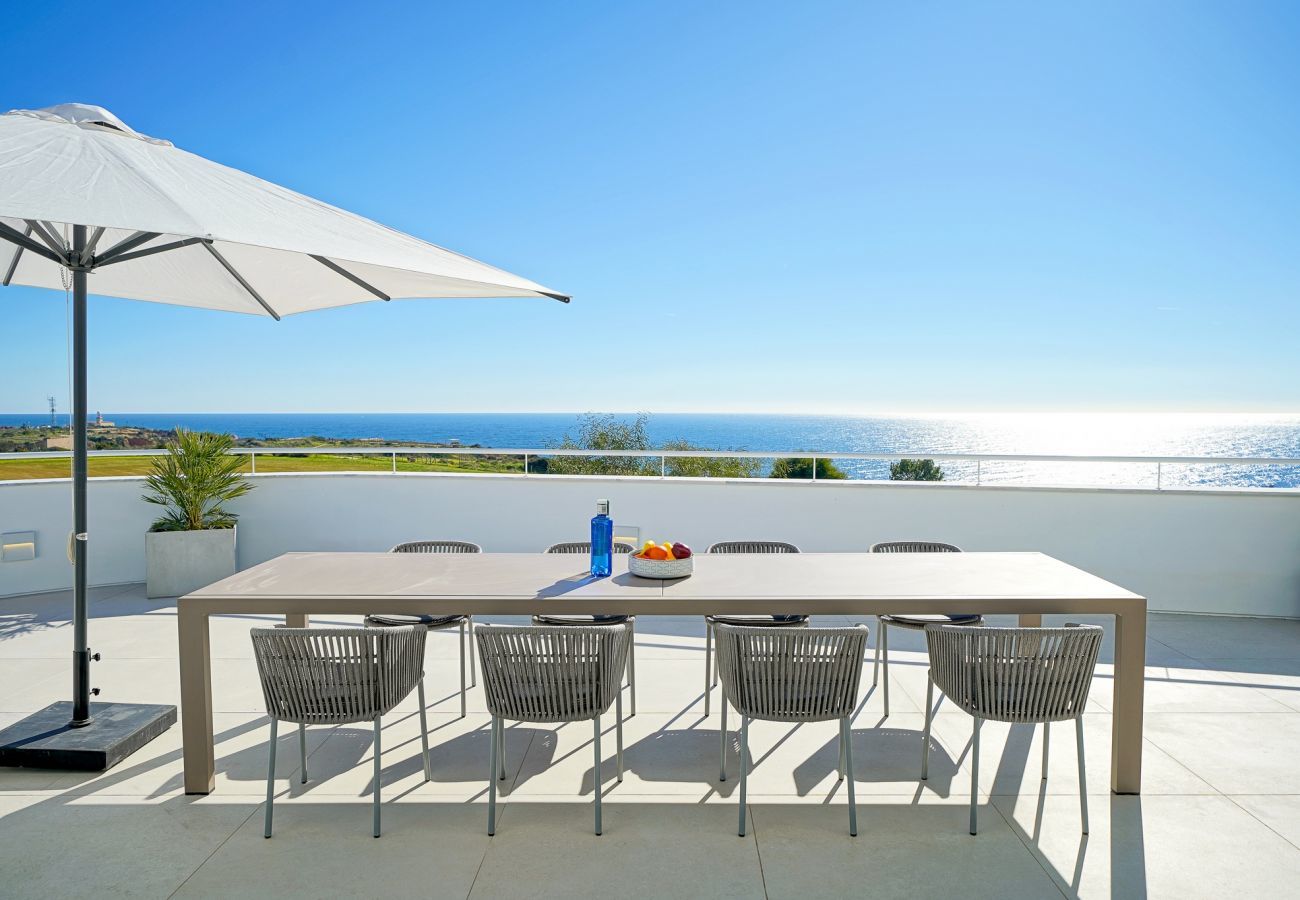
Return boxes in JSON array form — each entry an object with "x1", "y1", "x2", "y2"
[{"x1": 2, "y1": 473, "x2": 1298, "y2": 617}]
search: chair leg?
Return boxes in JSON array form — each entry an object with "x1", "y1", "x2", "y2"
[
  {"x1": 616, "y1": 691, "x2": 624, "y2": 782},
  {"x1": 264, "y1": 717, "x2": 278, "y2": 838},
  {"x1": 711, "y1": 625, "x2": 719, "y2": 687},
  {"x1": 298, "y1": 722, "x2": 308, "y2": 784},
  {"x1": 467, "y1": 616, "x2": 476, "y2": 687},
  {"x1": 1042, "y1": 721, "x2": 1051, "y2": 781},
  {"x1": 838, "y1": 726, "x2": 845, "y2": 781},
  {"x1": 459, "y1": 622, "x2": 467, "y2": 719},
  {"x1": 842, "y1": 717, "x2": 857, "y2": 837},
  {"x1": 418, "y1": 678, "x2": 432, "y2": 782},
  {"x1": 373, "y1": 716, "x2": 382, "y2": 838},
  {"x1": 498, "y1": 718, "x2": 507, "y2": 781},
  {"x1": 488, "y1": 715, "x2": 498, "y2": 836},
  {"x1": 881, "y1": 621, "x2": 890, "y2": 718},
  {"x1": 719, "y1": 699, "x2": 728, "y2": 781},
  {"x1": 872, "y1": 616, "x2": 882, "y2": 686},
  {"x1": 594, "y1": 714, "x2": 603, "y2": 835},
  {"x1": 627, "y1": 620, "x2": 637, "y2": 718},
  {"x1": 704, "y1": 622, "x2": 712, "y2": 716},
  {"x1": 738, "y1": 716, "x2": 749, "y2": 837},
  {"x1": 1076, "y1": 716, "x2": 1089, "y2": 834},
  {"x1": 921, "y1": 676, "x2": 934, "y2": 781},
  {"x1": 970, "y1": 717, "x2": 982, "y2": 836}
]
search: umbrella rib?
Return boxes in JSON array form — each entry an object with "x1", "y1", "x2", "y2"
[
  {"x1": 0, "y1": 219, "x2": 66, "y2": 266},
  {"x1": 93, "y1": 237, "x2": 206, "y2": 269},
  {"x1": 83, "y1": 226, "x2": 106, "y2": 259},
  {"x1": 202, "y1": 242, "x2": 281, "y2": 320},
  {"x1": 2, "y1": 223, "x2": 33, "y2": 286},
  {"x1": 24, "y1": 220, "x2": 67, "y2": 257},
  {"x1": 310, "y1": 255, "x2": 391, "y2": 301},
  {"x1": 95, "y1": 231, "x2": 162, "y2": 265}
]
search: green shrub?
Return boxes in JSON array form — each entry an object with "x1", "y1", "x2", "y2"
[
  {"x1": 770, "y1": 457, "x2": 847, "y2": 480},
  {"x1": 142, "y1": 429, "x2": 253, "y2": 531},
  {"x1": 889, "y1": 458, "x2": 945, "y2": 481}
]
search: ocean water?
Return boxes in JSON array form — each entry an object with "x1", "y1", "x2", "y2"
[{"x1": 3, "y1": 412, "x2": 1299, "y2": 489}]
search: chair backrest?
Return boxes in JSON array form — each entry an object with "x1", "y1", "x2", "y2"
[
  {"x1": 713, "y1": 623, "x2": 868, "y2": 723},
  {"x1": 545, "y1": 541, "x2": 636, "y2": 555},
  {"x1": 391, "y1": 540, "x2": 482, "y2": 554},
  {"x1": 707, "y1": 541, "x2": 800, "y2": 554},
  {"x1": 250, "y1": 626, "x2": 426, "y2": 725},
  {"x1": 925, "y1": 624, "x2": 1103, "y2": 723},
  {"x1": 475, "y1": 623, "x2": 631, "y2": 723},
  {"x1": 870, "y1": 541, "x2": 961, "y2": 554}
]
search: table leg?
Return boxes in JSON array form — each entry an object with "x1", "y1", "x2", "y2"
[
  {"x1": 1111, "y1": 605, "x2": 1147, "y2": 794},
  {"x1": 180, "y1": 606, "x2": 216, "y2": 794},
  {"x1": 1018, "y1": 613, "x2": 1042, "y2": 627},
  {"x1": 285, "y1": 613, "x2": 309, "y2": 628}
]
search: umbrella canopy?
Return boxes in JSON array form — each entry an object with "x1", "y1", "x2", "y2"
[
  {"x1": 0, "y1": 103, "x2": 567, "y2": 735},
  {"x1": 0, "y1": 103, "x2": 568, "y2": 315}
]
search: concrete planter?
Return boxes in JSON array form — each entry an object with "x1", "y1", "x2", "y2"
[{"x1": 145, "y1": 527, "x2": 237, "y2": 598}]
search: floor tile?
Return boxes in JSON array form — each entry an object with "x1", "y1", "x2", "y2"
[
  {"x1": 1210, "y1": 659, "x2": 1300, "y2": 713},
  {"x1": 469, "y1": 800, "x2": 765, "y2": 899},
  {"x1": 173, "y1": 797, "x2": 489, "y2": 898},
  {"x1": 1229, "y1": 794, "x2": 1300, "y2": 850},
  {"x1": 0, "y1": 793, "x2": 254, "y2": 900},
  {"x1": 752, "y1": 797, "x2": 1063, "y2": 899},
  {"x1": 993, "y1": 793, "x2": 1300, "y2": 899},
  {"x1": 1144, "y1": 712, "x2": 1300, "y2": 794},
  {"x1": 1147, "y1": 613, "x2": 1300, "y2": 661},
  {"x1": 925, "y1": 712, "x2": 1217, "y2": 796}
]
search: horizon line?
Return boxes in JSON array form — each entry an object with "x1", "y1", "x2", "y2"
[{"x1": 4, "y1": 409, "x2": 1300, "y2": 418}]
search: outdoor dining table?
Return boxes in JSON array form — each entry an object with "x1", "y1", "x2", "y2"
[{"x1": 177, "y1": 551, "x2": 1147, "y2": 795}]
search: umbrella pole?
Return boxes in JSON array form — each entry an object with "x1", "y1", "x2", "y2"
[
  {"x1": 0, "y1": 224, "x2": 175, "y2": 771},
  {"x1": 70, "y1": 224, "x2": 92, "y2": 728}
]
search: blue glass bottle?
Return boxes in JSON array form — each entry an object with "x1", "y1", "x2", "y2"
[{"x1": 590, "y1": 499, "x2": 613, "y2": 577}]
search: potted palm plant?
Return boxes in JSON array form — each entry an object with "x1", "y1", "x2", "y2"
[{"x1": 143, "y1": 429, "x2": 253, "y2": 598}]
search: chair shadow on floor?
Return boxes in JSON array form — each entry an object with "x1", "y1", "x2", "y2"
[{"x1": 292, "y1": 718, "x2": 555, "y2": 799}]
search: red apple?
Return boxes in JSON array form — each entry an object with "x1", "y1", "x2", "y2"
[{"x1": 671, "y1": 542, "x2": 692, "y2": 559}]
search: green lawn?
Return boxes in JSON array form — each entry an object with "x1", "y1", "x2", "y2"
[{"x1": 0, "y1": 453, "x2": 524, "y2": 480}]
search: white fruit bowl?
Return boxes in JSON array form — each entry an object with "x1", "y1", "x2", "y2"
[{"x1": 627, "y1": 554, "x2": 693, "y2": 579}]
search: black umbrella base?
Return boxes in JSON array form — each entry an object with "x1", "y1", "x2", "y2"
[{"x1": 0, "y1": 701, "x2": 177, "y2": 771}]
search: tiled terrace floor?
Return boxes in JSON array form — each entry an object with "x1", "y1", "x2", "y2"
[{"x1": 1, "y1": 584, "x2": 1298, "y2": 898}]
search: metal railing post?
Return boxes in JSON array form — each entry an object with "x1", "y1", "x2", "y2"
[
  {"x1": 524, "y1": 453, "x2": 529, "y2": 475},
  {"x1": 811, "y1": 455, "x2": 816, "y2": 481},
  {"x1": 1156, "y1": 462, "x2": 1162, "y2": 491},
  {"x1": 391, "y1": 452, "x2": 397, "y2": 473},
  {"x1": 976, "y1": 459, "x2": 981, "y2": 486},
  {"x1": 250, "y1": 452, "x2": 256, "y2": 474},
  {"x1": 661, "y1": 455, "x2": 667, "y2": 478}
]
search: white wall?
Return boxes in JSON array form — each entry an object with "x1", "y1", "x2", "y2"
[{"x1": 3, "y1": 473, "x2": 1298, "y2": 617}]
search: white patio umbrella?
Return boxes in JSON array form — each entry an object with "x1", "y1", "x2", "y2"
[{"x1": 0, "y1": 104, "x2": 568, "y2": 756}]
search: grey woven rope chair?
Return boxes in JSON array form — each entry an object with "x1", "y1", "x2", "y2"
[
  {"x1": 923, "y1": 623, "x2": 1103, "y2": 835},
  {"x1": 714, "y1": 623, "x2": 869, "y2": 836},
  {"x1": 702, "y1": 541, "x2": 809, "y2": 716},
  {"x1": 869, "y1": 541, "x2": 983, "y2": 717},
  {"x1": 533, "y1": 541, "x2": 637, "y2": 716},
  {"x1": 476, "y1": 623, "x2": 632, "y2": 836},
  {"x1": 364, "y1": 540, "x2": 481, "y2": 718},
  {"x1": 251, "y1": 625, "x2": 429, "y2": 839}
]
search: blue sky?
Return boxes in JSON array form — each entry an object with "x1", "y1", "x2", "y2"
[{"x1": 2, "y1": 1, "x2": 1298, "y2": 414}]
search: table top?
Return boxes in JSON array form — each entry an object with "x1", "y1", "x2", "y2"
[{"x1": 181, "y1": 551, "x2": 1143, "y2": 616}]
